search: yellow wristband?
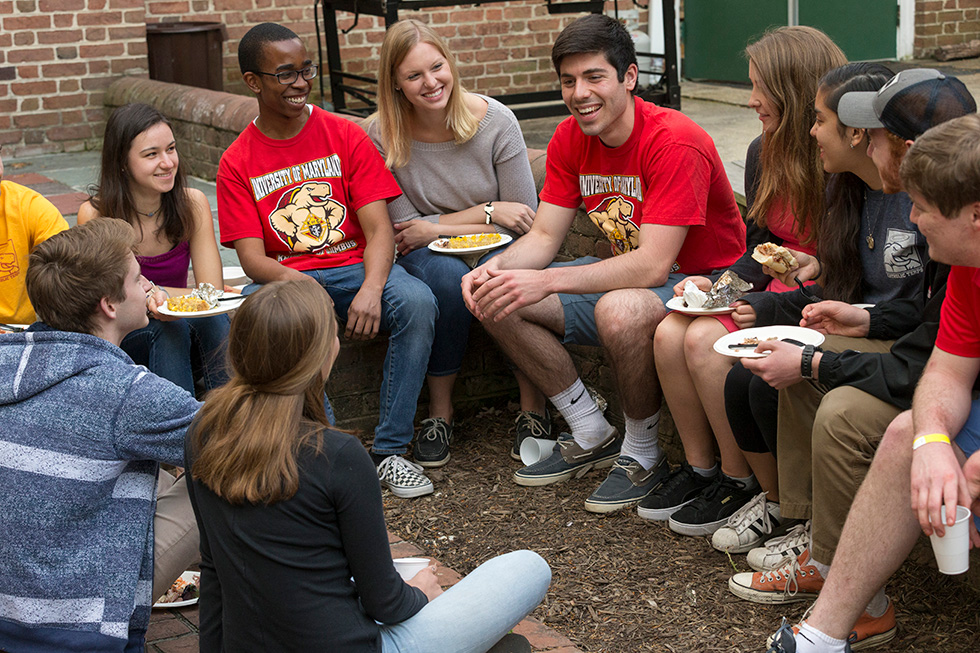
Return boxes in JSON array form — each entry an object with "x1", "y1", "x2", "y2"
[{"x1": 912, "y1": 433, "x2": 951, "y2": 450}]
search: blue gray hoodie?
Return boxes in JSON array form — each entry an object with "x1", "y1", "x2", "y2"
[{"x1": 0, "y1": 324, "x2": 201, "y2": 652}]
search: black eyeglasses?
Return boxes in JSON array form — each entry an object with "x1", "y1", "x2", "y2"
[{"x1": 254, "y1": 65, "x2": 318, "y2": 85}]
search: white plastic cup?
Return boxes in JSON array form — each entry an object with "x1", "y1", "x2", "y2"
[
  {"x1": 929, "y1": 505, "x2": 971, "y2": 575},
  {"x1": 393, "y1": 557, "x2": 429, "y2": 581},
  {"x1": 520, "y1": 437, "x2": 558, "y2": 466}
]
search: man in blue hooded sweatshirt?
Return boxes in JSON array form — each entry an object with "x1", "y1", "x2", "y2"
[{"x1": 0, "y1": 218, "x2": 202, "y2": 652}]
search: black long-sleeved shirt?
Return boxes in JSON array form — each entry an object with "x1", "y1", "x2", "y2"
[{"x1": 186, "y1": 428, "x2": 427, "y2": 652}]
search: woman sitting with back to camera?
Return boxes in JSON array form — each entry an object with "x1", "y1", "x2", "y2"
[
  {"x1": 78, "y1": 103, "x2": 229, "y2": 395},
  {"x1": 366, "y1": 19, "x2": 546, "y2": 469},
  {"x1": 185, "y1": 280, "x2": 550, "y2": 653}
]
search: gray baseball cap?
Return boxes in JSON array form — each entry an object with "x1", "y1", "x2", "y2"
[{"x1": 837, "y1": 68, "x2": 976, "y2": 141}]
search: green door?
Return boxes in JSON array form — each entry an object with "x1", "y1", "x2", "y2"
[
  {"x1": 684, "y1": 0, "x2": 786, "y2": 83},
  {"x1": 684, "y1": 0, "x2": 898, "y2": 83},
  {"x1": 799, "y1": 0, "x2": 897, "y2": 62}
]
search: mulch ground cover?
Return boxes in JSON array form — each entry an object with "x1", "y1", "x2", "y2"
[{"x1": 373, "y1": 403, "x2": 980, "y2": 652}]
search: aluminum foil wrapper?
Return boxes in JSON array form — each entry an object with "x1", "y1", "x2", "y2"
[
  {"x1": 702, "y1": 270, "x2": 752, "y2": 309},
  {"x1": 190, "y1": 282, "x2": 221, "y2": 307}
]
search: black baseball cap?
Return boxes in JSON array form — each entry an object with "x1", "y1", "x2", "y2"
[{"x1": 837, "y1": 68, "x2": 976, "y2": 141}]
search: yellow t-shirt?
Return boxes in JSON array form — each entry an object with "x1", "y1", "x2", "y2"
[{"x1": 0, "y1": 180, "x2": 69, "y2": 324}]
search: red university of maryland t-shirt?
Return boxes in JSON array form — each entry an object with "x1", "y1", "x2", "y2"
[
  {"x1": 217, "y1": 106, "x2": 401, "y2": 270},
  {"x1": 540, "y1": 97, "x2": 745, "y2": 275},
  {"x1": 935, "y1": 264, "x2": 980, "y2": 359}
]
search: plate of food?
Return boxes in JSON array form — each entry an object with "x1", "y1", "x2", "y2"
[
  {"x1": 153, "y1": 571, "x2": 200, "y2": 609},
  {"x1": 0, "y1": 323, "x2": 29, "y2": 334},
  {"x1": 713, "y1": 325, "x2": 825, "y2": 359},
  {"x1": 665, "y1": 296, "x2": 736, "y2": 316},
  {"x1": 427, "y1": 233, "x2": 512, "y2": 255},
  {"x1": 157, "y1": 283, "x2": 246, "y2": 318}
]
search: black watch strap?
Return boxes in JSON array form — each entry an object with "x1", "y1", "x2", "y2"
[{"x1": 800, "y1": 344, "x2": 816, "y2": 380}]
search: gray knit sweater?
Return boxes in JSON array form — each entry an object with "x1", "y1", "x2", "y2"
[
  {"x1": 0, "y1": 324, "x2": 200, "y2": 651},
  {"x1": 366, "y1": 95, "x2": 538, "y2": 239}
]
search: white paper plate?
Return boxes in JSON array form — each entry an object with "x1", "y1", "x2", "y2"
[
  {"x1": 427, "y1": 233, "x2": 512, "y2": 255},
  {"x1": 665, "y1": 296, "x2": 737, "y2": 316},
  {"x1": 153, "y1": 571, "x2": 199, "y2": 609},
  {"x1": 713, "y1": 325, "x2": 825, "y2": 359},
  {"x1": 157, "y1": 292, "x2": 246, "y2": 317},
  {"x1": 0, "y1": 324, "x2": 30, "y2": 334}
]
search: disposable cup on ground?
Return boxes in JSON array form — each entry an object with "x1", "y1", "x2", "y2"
[
  {"x1": 393, "y1": 557, "x2": 430, "y2": 581},
  {"x1": 929, "y1": 505, "x2": 971, "y2": 575},
  {"x1": 520, "y1": 437, "x2": 558, "y2": 466}
]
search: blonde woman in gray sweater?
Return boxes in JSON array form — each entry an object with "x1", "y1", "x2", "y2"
[{"x1": 367, "y1": 19, "x2": 543, "y2": 468}]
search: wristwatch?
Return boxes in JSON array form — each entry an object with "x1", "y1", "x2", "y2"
[
  {"x1": 484, "y1": 201, "x2": 494, "y2": 225},
  {"x1": 800, "y1": 344, "x2": 816, "y2": 380}
]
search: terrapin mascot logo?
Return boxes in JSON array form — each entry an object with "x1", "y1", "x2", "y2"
[
  {"x1": 588, "y1": 196, "x2": 638, "y2": 255},
  {"x1": 269, "y1": 182, "x2": 347, "y2": 253},
  {"x1": 0, "y1": 240, "x2": 19, "y2": 283}
]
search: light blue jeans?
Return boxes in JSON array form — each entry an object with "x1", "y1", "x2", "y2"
[
  {"x1": 243, "y1": 263, "x2": 436, "y2": 454},
  {"x1": 379, "y1": 550, "x2": 550, "y2": 653}
]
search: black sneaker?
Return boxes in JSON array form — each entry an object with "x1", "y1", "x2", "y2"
[
  {"x1": 584, "y1": 456, "x2": 669, "y2": 513},
  {"x1": 511, "y1": 410, "x2": 552, "y2": 461},
  {"x1": 413, "y1": 417, "x2": 452, "y2": 468},
  {"x1": 668, "y1": 474, "x2": 758, "y2": 536},
  {"x1": 636, "y1": 462, "x2": 715, "y2": 521}
]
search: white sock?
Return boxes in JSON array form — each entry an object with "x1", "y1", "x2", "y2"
[
  {"x1": 794, "y1": 622, "x2": 847, "y2": 653},
  {"x1": 549, "y1": 379, "x2": 611, "y2": 448},
  {"x1": 727, "y1": 473, "x2": 758, "y2": 490},
  {"x1": 692, "y1": 463, "x2": 718, "y2": 478},
  {"x1": 810, "y1": 556, "x2": 831, "y2": 579},
  {"x1": 865, "y1": 588, "x2": 888, "y2": 618},
  {"x1": 621, "y1": 412, "x2": 662, "y2": 469}
]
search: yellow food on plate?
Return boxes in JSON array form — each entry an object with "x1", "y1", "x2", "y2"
[
  {"x1": 443, "y1": 234, "x2": 502, "y2": 249},
  {"x1": 166, "y1": 296, "x2": 213, "y2": 312}
]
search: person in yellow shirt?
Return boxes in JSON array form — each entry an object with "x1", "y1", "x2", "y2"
[{"x1": 0, "y1": 144, "x2": 69, "y2": 325}]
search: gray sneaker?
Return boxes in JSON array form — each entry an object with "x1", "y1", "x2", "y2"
[
  {"x1": 413, "y1": 417, "x2": 452, "y2": 468},
  {"x1": 511, "y1": 410, "x2": 552, "y2": 461},
  {"x1": 513, "y1": 427, "x2": 621, "y2": 487},
  {"x1": 584, "y1": 455, "x2": 669, "y2": 513}
]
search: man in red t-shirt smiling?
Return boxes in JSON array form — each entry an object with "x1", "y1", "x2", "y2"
[
  {"x1": 218, "y1": 23, "x2": 437, "y2": 499},
  {"x1": 462, "y1": 15, "x2": 745, "y2": 512}
]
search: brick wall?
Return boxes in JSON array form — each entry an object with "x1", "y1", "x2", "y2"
[
  {"x1": 1, "y1": 0, "x2": 645, "y2": 155},
  {"x1": 0, "y1": 0, "x2": 149, "y2": 155},
  {"x1": 915, "y1": 0, "x2": 980, "y2": 57}
]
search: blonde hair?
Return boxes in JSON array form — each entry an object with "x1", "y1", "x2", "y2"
[
  {"x1": 745, "y1": 26, "x2": 847, "y2": 245},
  {"x1": 370, "y1": 19, "x2": 478, "y2": 169},
  {"x1": 190, "y1": 281, "x2": 338, "y2": 504}
]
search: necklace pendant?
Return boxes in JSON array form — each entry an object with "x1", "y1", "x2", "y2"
[{"x1": 867, "y1": 234, "x2": 875, "y2": 250}]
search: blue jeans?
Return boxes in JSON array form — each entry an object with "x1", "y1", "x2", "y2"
[
  {"x1": 396, "y1": 247, "x2": 503, "y2": 376},
  {"x1": 379, "y1": 550, "x2": 550, "y2": 653},
  {"x1": 244, "y1": 263, "x2": 436, "y2": 454},
  {"x1": 121, "y1": 314, "x2": 230, "y2": 395}
]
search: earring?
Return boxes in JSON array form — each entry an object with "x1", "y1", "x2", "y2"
[{"x1": 849, "y1": 142, "x2": 856, "y2": 149}]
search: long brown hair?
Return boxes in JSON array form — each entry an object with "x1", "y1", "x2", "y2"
[
  {"x1": 369, "y1": 19, "x2": 478, "y2": 169},
  {"x1": 90, "y1": 103, "x2": 194, "y2": 247},
  {"x1": 190, "y1": 281, "x2": 338, "y2": 504},
  {"x1": 745, "y1": 27, "x2": 847, "y2": 245},
  {"x1": 817, "y1": 63, "x2": 894, "y2": 302}
]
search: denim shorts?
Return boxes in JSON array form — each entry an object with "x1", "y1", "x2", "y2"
[
  {"x1": 552, "y1": 256, "x2": 684, "y2": 346},
  {"x1": 952, "y1": 398, "x2": 980, "y2": 529}
]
